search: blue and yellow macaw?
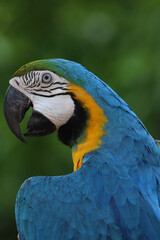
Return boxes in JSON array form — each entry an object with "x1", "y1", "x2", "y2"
[{"x1": 4, "y1": 59, "x2": 160, "y2": 240}]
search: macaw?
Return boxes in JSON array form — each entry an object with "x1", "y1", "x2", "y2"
[{"x1": 4, "y1": 59, "x2": 160, "y2": 240}]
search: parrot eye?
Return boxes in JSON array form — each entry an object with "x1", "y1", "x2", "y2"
[{"x1": 42, "y1": 73, "x2": 52, "y2": 84}]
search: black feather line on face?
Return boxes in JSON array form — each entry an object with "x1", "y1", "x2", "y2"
[
  {"x1": 58, "y1": 97, "x2": 89, "y2": 147},
  {"x1": 30, "y1": 92, "x2": 70, "y2": 98}
]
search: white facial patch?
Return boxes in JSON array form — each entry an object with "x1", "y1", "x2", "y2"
[
  {"x1": 32, "y1": 94, "x2": 75, "y2": 129},
  {"x1": 9, "y1": 70, "x2": 75, "y2": 129}
]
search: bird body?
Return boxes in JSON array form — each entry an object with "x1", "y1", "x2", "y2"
[{"x1": 4, "y1": 59, "x2": 160, "y2": 240}]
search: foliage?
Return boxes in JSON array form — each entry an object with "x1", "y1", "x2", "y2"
[{"x1": 0, "y1": 0, "x2": 160, "y2": 239}]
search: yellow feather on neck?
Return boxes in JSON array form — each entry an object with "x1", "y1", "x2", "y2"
[{"x1": 68, "y1": 84, "x2": 108, "y2": 171}]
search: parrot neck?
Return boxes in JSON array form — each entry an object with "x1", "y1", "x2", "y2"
[{"x1": 68, "y1": 84, "x2": 108, "y2": 172}]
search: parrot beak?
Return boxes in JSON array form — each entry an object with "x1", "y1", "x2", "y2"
[
  {"x1": 4, "y1": 86, "x2": 56, "y2": 143},
  {"x1": 4, "y1": 86, "x2": 31, "y2": 142}
]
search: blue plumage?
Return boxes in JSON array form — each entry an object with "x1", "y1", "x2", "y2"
[{"x1": 4, "y1": 59, "x2": 160, "y2": 239}]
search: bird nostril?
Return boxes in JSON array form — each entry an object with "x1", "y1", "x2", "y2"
[
  {"x1": 15, "y1": 80, "x2": 19, "y2": 86},
  {"x1": 9, "y1": 78, "x2": 20, "y2": 87}
]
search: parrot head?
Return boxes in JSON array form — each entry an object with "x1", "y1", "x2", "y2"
[{"x1": 4, "y1": 59, "x2": 108, "y2": 170}]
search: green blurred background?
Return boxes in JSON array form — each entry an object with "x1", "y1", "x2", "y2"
[{"x1": 0, "y1": 0, "x2": 160, "y2": 239}]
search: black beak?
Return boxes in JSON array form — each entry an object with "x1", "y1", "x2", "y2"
[
  {"x1": 4, "y1": 86, "x2": 56, "y2": 142},
  {"x1": 4, "y1": 86, "x2": 31, "y2": 142}
]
